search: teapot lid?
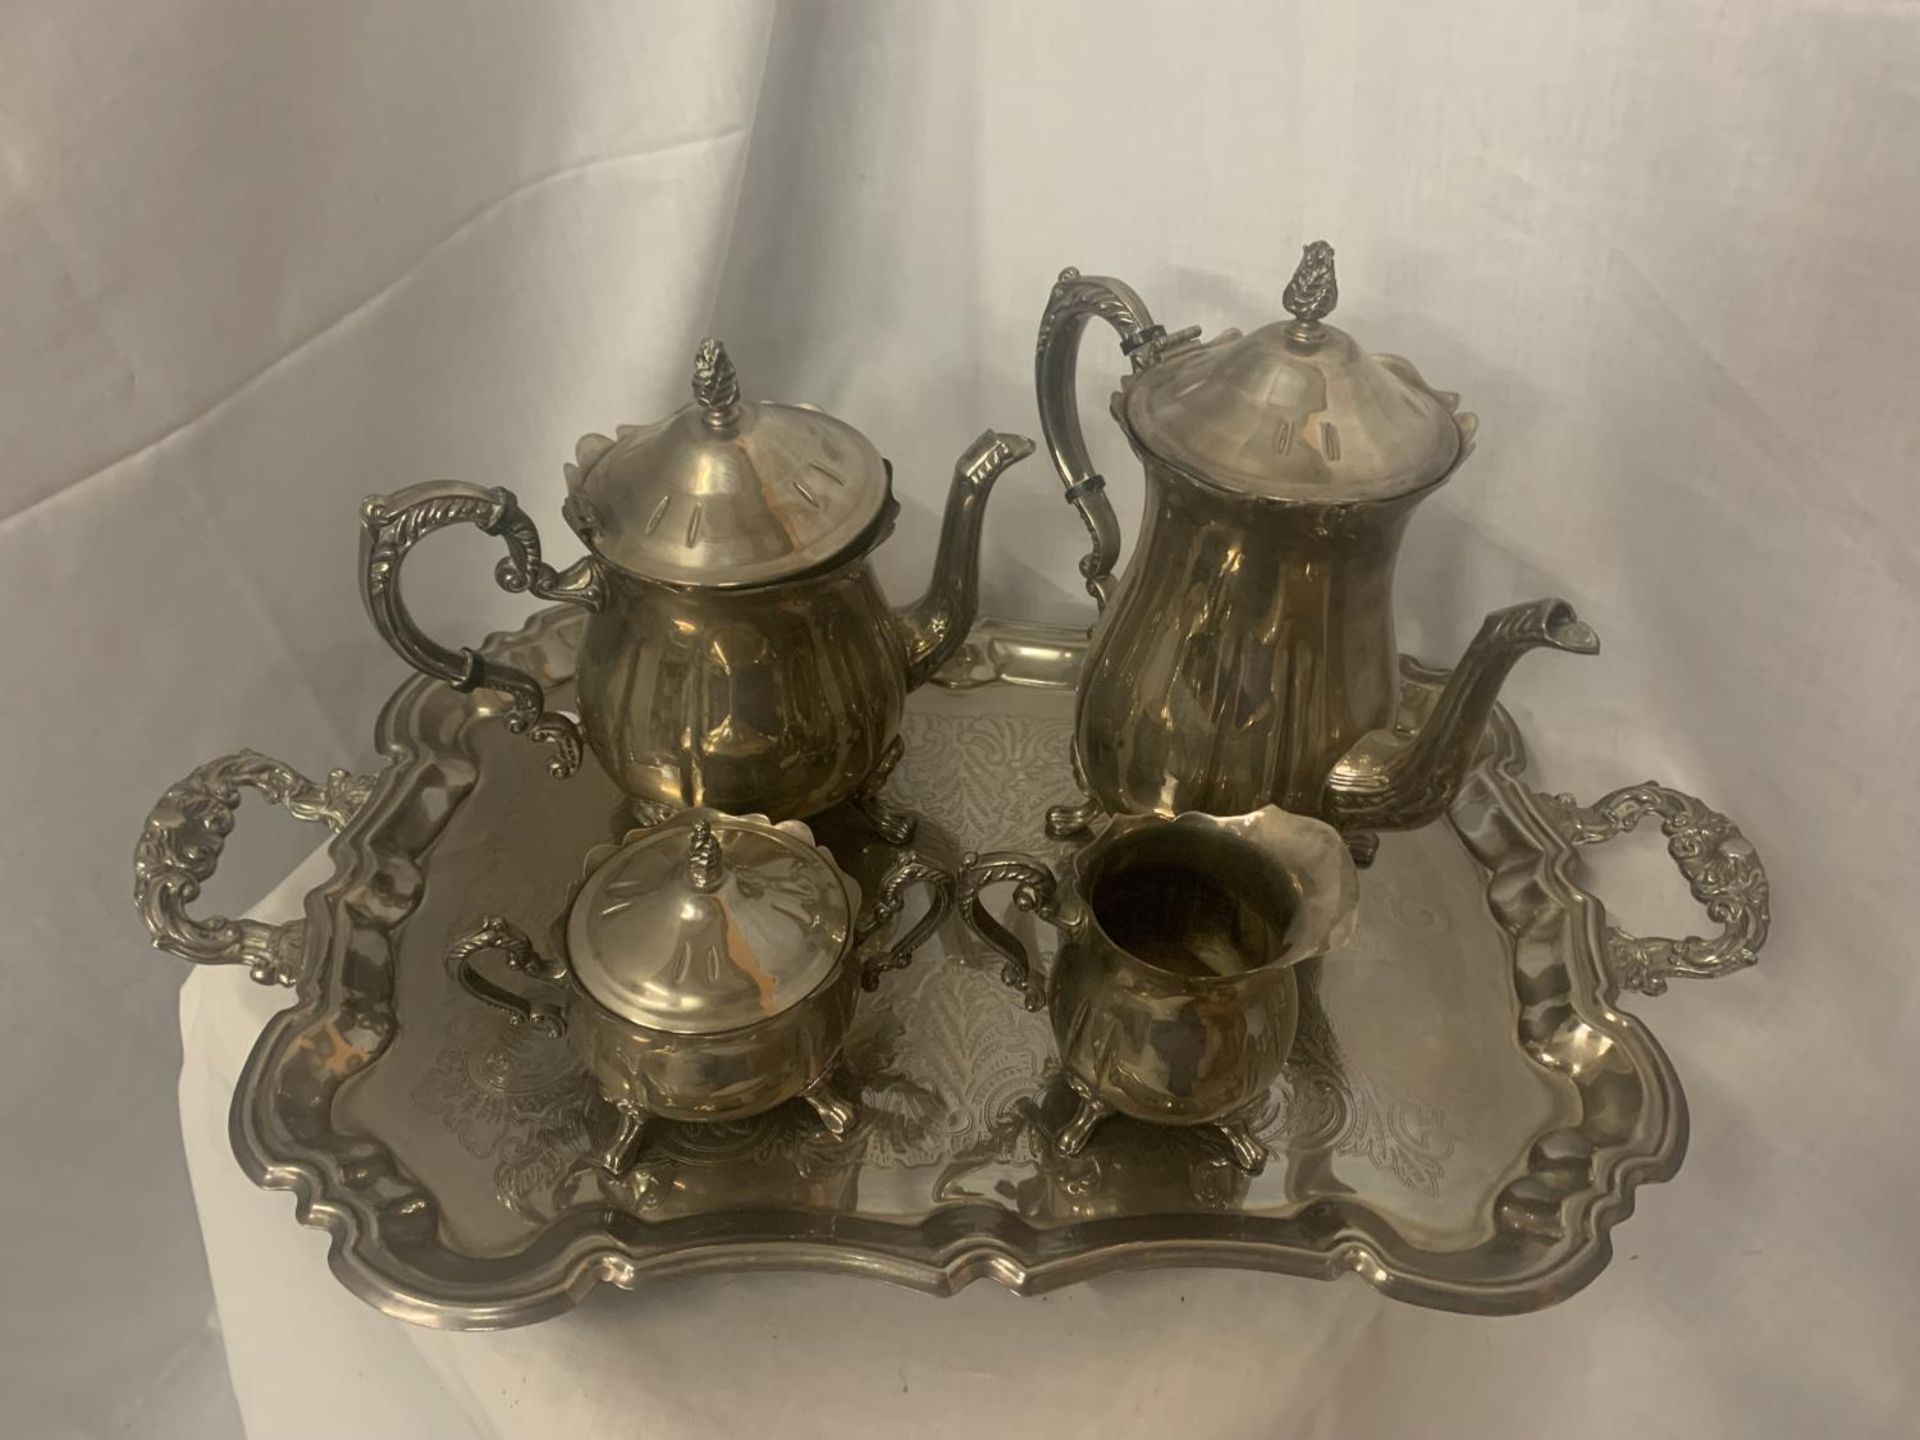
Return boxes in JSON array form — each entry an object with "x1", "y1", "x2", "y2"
[
  {"x1": 561, "y1": 340, "x2": 891, "y2": 589},
  {"x1": 564, "y1": 809, "x2": 854, "y2": 1034},
  {"x1": 1119, "y1": 243, "x2": 1475, "y2": 504}
]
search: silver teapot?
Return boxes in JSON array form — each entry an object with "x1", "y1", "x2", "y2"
[
  {"x1": 1035, "y1": 242, "x2": 1599, "y2": 854},
  {"x1": 360, "y1": 340, "x2": 1032, "y2": 839}
]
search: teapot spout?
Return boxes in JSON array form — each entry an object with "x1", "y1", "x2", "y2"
[
  {"x1": 896, "y1": 430, "x2": 1034, "y2": 687},
  {"x1": 1326, "y1": 599, "x2": 1600, "y2": 832}
]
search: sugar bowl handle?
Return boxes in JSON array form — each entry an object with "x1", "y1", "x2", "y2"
[
  {"x1": 359, "y1": 481, "x2": 605, "y2": 778},
  {"x1": 1536, "y1": 781, "x2": 1771, "y2": 997},
  {"x1": 445, "y1": 917, "x2": 571, "y2": 1039},
  {"x1": 853, "y1": 852, "x2": 956, "y2": 990},
  {"x1": 1033, "y1": 268, "x2": 1198, "y2": 610},
  {"x1": 957, "y1": 851, "x2": 1083, "y2": 1011},
  {"x1": 134, "y1": 749, "x2": 374, "y2": 987}
]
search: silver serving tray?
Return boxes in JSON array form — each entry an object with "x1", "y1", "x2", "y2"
[{"x1": 146, "y1": 606, "x2": 1767, "y2": 1327}]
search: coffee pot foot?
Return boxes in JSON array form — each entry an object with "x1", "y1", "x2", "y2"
[
  {"x1": 1044, "y1": 793, "x2": 1103, "y2": 840},
  {"x1": 1345, "y1": 831, "x2": 1380, "y2": 868}
]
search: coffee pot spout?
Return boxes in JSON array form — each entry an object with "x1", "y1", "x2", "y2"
[
  {"x1": 1326, "y1": 599, "x2": 1600, "y2": 833},
  {"x1": 895, "y1": 430, "x2": 1034, "y2": 687}
]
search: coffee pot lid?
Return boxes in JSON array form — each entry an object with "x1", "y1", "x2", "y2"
[
  {"x1": 564, "y1": 809, "x2": 854, "y2": 1034},
  {"x1": 1119, "y1": 243, "x2": 1475, "y2": 504},
  {"x1": 561, "y1": 340, "x2": 892, "y2": 589}
]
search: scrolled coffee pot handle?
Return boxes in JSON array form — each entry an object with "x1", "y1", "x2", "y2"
[
  {"x1": 957, "y1": 851, "x2": 1085, "y2": 1011},
  {"x1": 359, "y1": 481, "x2": 606, "y2": 777},
  {"x1": 1033, "y1": 268, "x2": 1199, "y2": 610}
]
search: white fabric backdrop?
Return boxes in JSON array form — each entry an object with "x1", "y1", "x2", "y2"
[{"x1": 3, "y1": 0, "x2": 1915, "y2": 1435}]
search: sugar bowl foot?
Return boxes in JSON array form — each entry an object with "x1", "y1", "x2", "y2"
[
  {"x1": 800, "y1": 1073, "x2": 861, "y2": 1138},
  {"x1": 600, "y1": 1098, "x2": 653, "y2": 1177}
]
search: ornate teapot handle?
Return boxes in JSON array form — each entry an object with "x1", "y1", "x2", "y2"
[
  {"x1": 1033, "y1": 269, "x2": 1198, "y2": 611},
  {"x1": 358, "y1": 481, "x2": 605, "y2": 777}
]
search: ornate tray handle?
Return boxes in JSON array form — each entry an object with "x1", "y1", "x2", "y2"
[
  {"x1": 1537, "y1": 781, "x2": 1770, "y2": 997},
  {"x1": 134, "y1": 750, "x2": 374, "y2": 987}
]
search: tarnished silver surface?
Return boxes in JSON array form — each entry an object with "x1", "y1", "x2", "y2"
[
  {"x1": 147, "y1": 606, "x2": 1768, "y2": 1326},
  {"x1": 356, "y1": 353, "x2": 1034, "y2": 822},
  {"x1": 959, "y1": 807, "x2": 1360, "y2": 1173},
  {"x1": 1033, "y1": 243, "x2": 1599, "y2": 842}
]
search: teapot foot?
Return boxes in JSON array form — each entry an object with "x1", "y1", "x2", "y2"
[
  {"x1": 851, "y1": 736, "x2": 916, "y2": 845},
  {"x1": 800, "y1": 1073, "x2": 860, "y2": 1138},
  {"x1": 1345, "y1": 831, "x2": 1380, "y2": 868}
]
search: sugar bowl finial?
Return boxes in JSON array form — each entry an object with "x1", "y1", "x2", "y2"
[
  {"x1": 686, "y1": 819, "x2": 725, "y2": 892},
  {"x1": 692, "y1": 339, "x2": 741, "y2": 429},
  {"x1": 1282, "y1": 240, "x2": 1338, "y2": 336}
]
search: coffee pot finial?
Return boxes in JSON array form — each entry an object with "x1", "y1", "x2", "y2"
[{"x1": 1282, "y1": 240, "x2": 1338, "y2": 336}]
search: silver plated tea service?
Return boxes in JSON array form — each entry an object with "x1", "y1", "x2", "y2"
[{"x1": 130, "y1": 240, "x2": 1773, "y2": 1325}]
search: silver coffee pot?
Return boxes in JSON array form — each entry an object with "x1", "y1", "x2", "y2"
[{"x1": 1034, "y1": 241, "x2": 1599, "y2": 854}]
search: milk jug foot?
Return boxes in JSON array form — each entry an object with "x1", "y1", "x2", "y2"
[{"x1": 1056, "y1": 1073, "x2": 1112, "y2": 1157}]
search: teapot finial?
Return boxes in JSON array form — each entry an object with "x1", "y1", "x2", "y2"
[
  {"x1": 686, "y1": 818, "x2": 725, "y2": 892},
  {"x1": 692, "y1": 339, "x2": 741, "y2": 429},
  {"x1": 1282, "y1": 240, "x2": 1338, "y2": 336}
]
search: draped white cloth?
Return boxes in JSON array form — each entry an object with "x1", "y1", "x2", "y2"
[{"x1": 4, "y1": 1, "x2": 1915, "y2": 1435}]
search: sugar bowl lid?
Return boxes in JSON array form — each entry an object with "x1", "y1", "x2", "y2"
[
  {"x1": 561, "y1": 340, "x2": 892, "y2": 589},
  {"x1": 1119, "y1": 242, "x2": 1474, "y2": 504},
  {"x1": 565, "y1": 809, "x2": 855, "y2": 1034}
]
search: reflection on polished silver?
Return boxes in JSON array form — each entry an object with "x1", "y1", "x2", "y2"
[
  {"x1": 1536, "y1": 782, "x2": 1770, "y2": 996},
  {"x1": 445, "y1": 808, "x2": 952, "y2": 1175},
  {"x1": 960, "y1": 807, "x2": 1359, "y2": 1172},
  {"x1": 137, "y1": 609, "x2": 1770, "y2": 1324},
  {"x1": 1034, "y1": 242, "x2": 1599, "y2": 846},
  {"x1": 358, "y1": 338, "x2": 1034, "y2": 824},
  {"x1": 133, "y1": 749, "x2": 373, "y2": 985}
]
